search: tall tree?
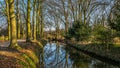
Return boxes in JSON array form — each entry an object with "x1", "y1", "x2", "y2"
[
  {"x1": 40, "y1": 1, "x2": 44, "y2": 38},
  {"x1": 108, "y1": 0, "x2": 120, "y2": 32},
  {"x1": 36, "y1": 0, "x2": 40, "y2": 39},
  {"x1": 35, "y1": 0, "x2": 44, "y2": 39},
  {"x1": 32, "y1": 0, "x2": 36, "y2": 40},
  {"x1": 16, "y1": 0, "x2": 21, "y2": 39},
  {"x1": 9, "y1": 0, "x2": 18, "y2": 48},
  {"x1": 5, "y1": 0, "x2": 11, "y2": 40},
  {"x1": 26, "y1": 0, "x2": 31, "y2": 42},
  {"x1": 61, "y1": 0, "x2": 69, "y2": 33}
]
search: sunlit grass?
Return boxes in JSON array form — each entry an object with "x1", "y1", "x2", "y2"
[
  {"x1": 21, "y1": 54, "x2": 36, "y2": 68},
  {"x1": 0, "y1": 36, "x2": 8, "y2": 41},
  {"x1": 113, "y1": 43, "x2": 120, "y2": 47},
  {"x1": 20, "y1": 49, "x2": 39, "y2": 64}
]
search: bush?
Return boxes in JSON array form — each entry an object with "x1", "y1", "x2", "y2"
[
  {"x1": 68, "y1": 21, "x2": 91, "y2": 41},
  {"x1": 92, "y1": 25, "x2": 114, "y2": 43}
]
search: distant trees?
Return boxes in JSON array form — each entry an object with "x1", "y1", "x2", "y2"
[
  {"x1": 36, "y1": 0, "x2": 44, "y2": 39},
  {"x1": 108, "y1": 0, "x2": 120, "y2": 32},
  {"x1": 1, "y1": 0, "x2": 120, "y2": 44}
]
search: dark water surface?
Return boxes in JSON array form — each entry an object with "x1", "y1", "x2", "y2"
[{"x1": 39, "y1": 42, "x2": 119, "y2": 68}]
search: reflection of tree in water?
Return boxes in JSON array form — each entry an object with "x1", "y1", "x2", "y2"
[
  {"x1": 65, "y1": 46, "x2": 91, "y2": 68},
  {"x1": 65, "y1": 46, "x2": 119, "y2": 68},
  {"x1": 39, "y1": 43, "x2": 119, "y2": 68},
  {"x1": 42, "y1": 42, "x2": 67, "y2": 68},
  {"x1": 39, "y1": 48, "x2": 44, "y2": 68}
]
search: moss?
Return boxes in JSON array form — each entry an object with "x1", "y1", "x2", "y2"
[
  {"x1": 19, "y1": 61, "x2": 29, "y2": 68},
  {"x1": 15, "y1": 40, "x2": 43, "y2": 68},
  {"x1": 24, "y1": 50, "x2": 39, "y2": 64},
  {"x1": 21, "y1": 54, "x2": 36, "y2": 68},
  {"x1": 31, "y1": 40, "x2": 43, "y2": 48},
  {"x1": 15, "y1": 49, "x2": 39, "y2": 68}
]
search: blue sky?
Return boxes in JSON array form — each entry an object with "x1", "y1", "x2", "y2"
[{"x1": 0, "y1": 0, "x2": 115, "y2": 31}]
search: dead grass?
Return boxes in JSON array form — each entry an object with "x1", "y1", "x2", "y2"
[
  {"x1": 0, "y1": 48, "x2": 23, "y2": 68},
  {"x1": 0, "y1": 55, "x2": 21, "y2": 68},
  {"x1": 0, "y1": 41, "x2": 43, "y2": 68}
]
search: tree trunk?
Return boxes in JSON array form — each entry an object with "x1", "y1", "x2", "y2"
[
  {"x1": 61, "y1": 0, "x2": 69, "y2": 33},
  {"x1": 36, "y1": 9, "x2": 40, "y2": 39},
  {"x1": 5, "y1": 0, "x2": 11, "y2": 40},
  {"x1": 33, "y1": 0, "x2": 36, "y2": 40},
  {"x1": 40, "y1": 6, "x2": 44, "y2": 38},
  {"x1": 16, "y1": 0, "x2": 21, "y2": 39},
  {"x1": 36, "y1": 0, "x2": 41, "y2": 39},
  {"x1": 9, "y1": 0, "x2": 18, "y2": 48},
  {"x1": 26, "y1": 0, "x2": 31, "y2": 42}
]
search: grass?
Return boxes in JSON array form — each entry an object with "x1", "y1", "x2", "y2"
[
  {"x1": 113, "y1": 43, "x2": 120, "y2": 47},
  {"x1": 67, "y1": 40, "x2": 120, "y2": 63},
  {"x1": 21, "y1": 54, "x2": 36, "y2": 68},
  {"x1": 0, "y1": 40, "x2": 43, "y2": 68},
  {"x1": 0, "y1": 36, "x2": 8, "y2": 41}
]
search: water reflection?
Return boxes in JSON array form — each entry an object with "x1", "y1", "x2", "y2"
[{"x1": 40, "y1": 42, "x2": 119, "y2": 68}]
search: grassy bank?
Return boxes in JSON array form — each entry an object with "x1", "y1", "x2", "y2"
[
  {"x1": 66, "y1": 40, "x2": 120, "y2": 66},
  {"x1": 0, "y1": 41, "x2": 43, "y2": 68}
]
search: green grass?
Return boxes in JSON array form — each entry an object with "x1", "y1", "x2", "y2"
[
  {"x1": 71, "y1": 43, "x2": 120, "y2": 62},
  {"x1": 0, "y1": 36, "x2": 8, "y2": 41},
  {"x1": 21, "y1": 54, "x2": 36, "y2": 68},
  {"x1": 113, "y1": 43, "x2": 120, "y2": 47}
]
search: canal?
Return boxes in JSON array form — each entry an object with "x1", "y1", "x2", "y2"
[{"x1": 39, "y1": 42, "x2": 119, "y2": 68}]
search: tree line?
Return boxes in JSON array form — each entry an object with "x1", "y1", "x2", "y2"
[{"x1": 0, "y1": 0, "x2": 120, "y2": 48}]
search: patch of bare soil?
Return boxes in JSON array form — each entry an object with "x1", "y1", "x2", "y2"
[{"x1": 0, "y1": 55, "x2": 21, "y2": 68}]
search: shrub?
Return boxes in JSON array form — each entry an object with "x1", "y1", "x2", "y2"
[
  {"x1": 68, "y1": 21, "x2": 91, "y2": 41},
  {"x1": 92, "y1": 25, "x2": 114, "y2": 44}
]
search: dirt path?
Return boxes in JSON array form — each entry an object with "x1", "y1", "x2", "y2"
[{"x1": 0, "y1": 39, "x2": 26, "y2": 47}]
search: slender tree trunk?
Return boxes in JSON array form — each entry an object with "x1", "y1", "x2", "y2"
[
  {"x1": 40, "y1": 22, "x2": 43, "y2": 38},
  {"x1": 84, "y1": 9, "x2": 86, "y2": 24},
  {"x1": 26, "y1": 0, "x2": 31, "y2": 42},
  {"x1": 33, "y1": 0, "x2": 36, "y2": 40},
  {"x1": 36, "y1": 0, "x2": 41, "y2": 39},
  {"x1": 65, "y1": 16, "x2": 68, "y2": 33},
  {"x1": 36, "y1": 13, "x2": 38, "y2": 39},
  {"x1": 78, "y1": 1, "x2": 82, "y2": 22},
  {"x1": 9, "y1": 0, "x2": 18, "y2": 48},
  {"x1": 36, "y1": 9, "x2": 40, "y2": 39},
  {"x1": 61, "y1": 0, "x2": 69, "y2": 33},
  {"x1": 5, "y1": 0, "x2": 11, "y2": 40},
  {"x1": 40, "y1": 8, "x2": 44, "y2": 38},
  {"x1": 16, "y1": 0, "x2": 21, "y2": 39},
  {"x1": 22, "y1": 25, "x2": 25, "y2": 39},
  {"x1": 8, "y1": 20, "x2": 11, "y2": 40}
]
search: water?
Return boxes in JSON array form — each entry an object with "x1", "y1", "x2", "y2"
[{"x1": 39, "y1": 42, "x2": 119, "y2": 68}]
